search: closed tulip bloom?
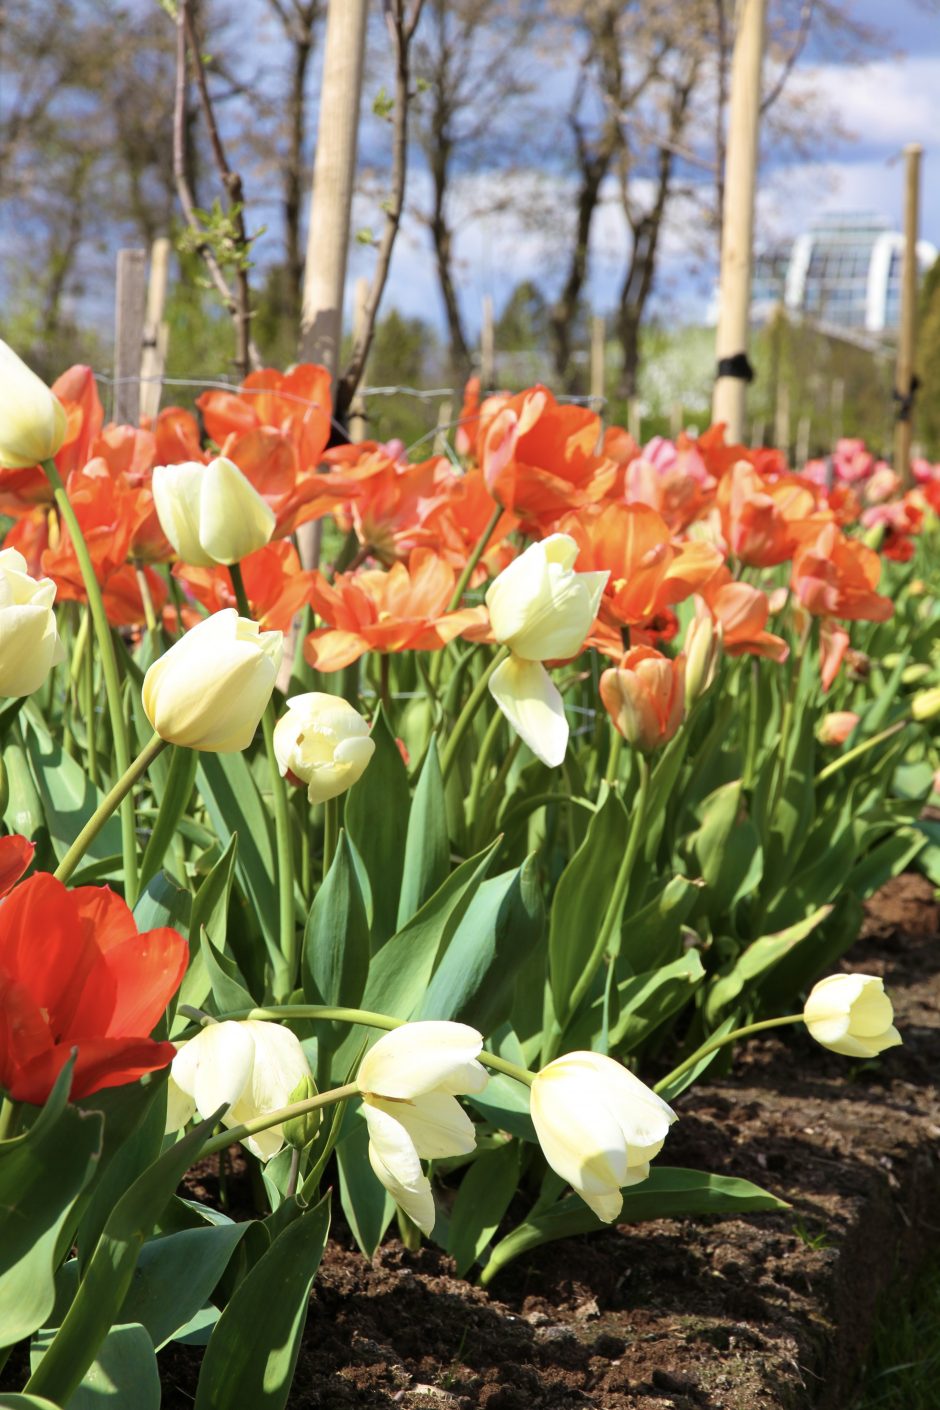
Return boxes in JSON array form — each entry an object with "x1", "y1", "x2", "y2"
[
  {"x1": 152, "y1": 456, "x2": 276, "y2": 566},
  {"x1": 143, "y1": 608, "x2": 282, "y2": 751},
  {"x1": 912, "y1": 686, "x2": 940, "y2": 723},
  {"x1": 530, "y1": 1051, "x2": 676, "y2": 1222},
  {"x1": 0, "y1": 548, "x2": 66, "y2": 696},
  {"x1": 683, "y1": 600, "x2": 722, "y2": 706},
  {"x1": 803, "y1": 974, "x2": 902, "y2": 1058},
  {"x1": 357, "y1": 1021, "x2": 488, "y2": 1235},
  {"x1": 0, "y1": 341, "x2": 68, "y2": 468},
  {"x1": 485, "y1": 535, "x2": 607, "y2": 769},
  {"x1": 817, "y1": 711, "x2": 859, "y2": 745},
  {"x1": 166, "y1": 1020, "x2": 313, "y2": 1162},
  {"x1": 600, "y1": 646, "x2": 685, "y2": 753},
  {"x1": 273, "y1": 692, "x2": 375, "y2": 803}
]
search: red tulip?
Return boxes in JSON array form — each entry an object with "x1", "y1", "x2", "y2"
[{"x1": 0, "y1": 873, "x2": 187, "y2": 1105}]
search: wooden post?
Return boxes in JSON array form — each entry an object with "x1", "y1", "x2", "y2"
[
  {"x1": 795, "y1": 413, "x2": 811, "y2": 468},
  {"x1": 627, "y1": 396, "x2": 642, "y2": 446},
  {"x1": 712, "y1": 0, "x2": 767, "y2": 441},
  {"x1": 480, "y1": 294, "x2": 495, "y2": 391},
  {"x1": 831, "y1": 376, "x2": 845, "y2": 443},
  {"x1": 590, "y1": 314, "x2": 605, "y2": 412},
  {"x1": 894, "y1": 142, "x2": 923, "y2": 488},
  {"x1": 113, "y1": 249, "x2": 147, "y2": 425},
  {"x1": 774, "y1": 377, "x2": 791, "y2": 460},
  {"x1": 433, "y1": 399, "x2": 453, "y2": 455},
  {"x1": 347, "y1": 277, "x2": 370, "y2": 445},
  {"x1": 140, "y1": 237, "x2": 172, "y2": 422}
]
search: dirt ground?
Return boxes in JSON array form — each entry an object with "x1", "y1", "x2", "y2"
[{"x1": 151, "y1": 873, "x2": 940, "y2": 1410}]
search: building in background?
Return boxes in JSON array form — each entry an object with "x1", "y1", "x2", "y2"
[{"x1": 750, "y1": 214, "x2": 937, "y2": 336}]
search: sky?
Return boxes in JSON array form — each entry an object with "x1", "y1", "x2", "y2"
[{"x1": 346, "y1": 0, "x2": 940, "y2": 334}]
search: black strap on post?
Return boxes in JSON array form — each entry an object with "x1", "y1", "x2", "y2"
[
  {"x1": 716, "y1": 352, "x2": 755, "y2": 383},
  {"x1": 893, "y1": 375, "x2": 920, "y2": 423}
]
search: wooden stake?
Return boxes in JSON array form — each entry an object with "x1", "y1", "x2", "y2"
[
  {"x1": 140, "y1": 237, "x2": 172, "y2": 422},
  {"x1": 590, "y1": 314, "x2": 605, "y2": 412},
  {"x1": 774, "y1": 377, "x2": 791, "y2": 459},
  {"x1": 894, "y1": 142, "x2": 922, "y2": 488},
  {"x1": 712, "y1": 0, "x2": 767, "y2": 441},
  {"x1": 434, "y1": 399, "x2": 453, "y2": 455},
  {"x1": 113, "y1": 249, "x2": 147, "y2": 425},
  {"x1": 480, "y1": 294, "x2": 495, "y2": 391},
  {"x1": 795, "y1": 413, "x2": 810, "y2": 468},
  {"x1": 627, "y1": 396, "x2": 642, "y2": 445},
  {"x1": 348, "y1": 277, "x2": 370, "y2": 445}
]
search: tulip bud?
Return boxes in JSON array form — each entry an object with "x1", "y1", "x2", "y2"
[
  {"x1": 273, "y1": 693, "x2": 375, "y2": 803},
  {"x1": 485, "y1": 534, "x2": 608, "y2": 662},
  {"x1": 0, "y1": 341, "x2": 68, "y2": 468},
  {"x1": 803, "y1": 973, "x2": 901, "y2": 1059},
  {"x1": 143, "y1": 608, "x2": 282, "y2": 752},
  {"x1": 282, "y1": 1073, "x2": 322, "y2": 1151},
  {"x1": 600, "y1": 646, "x2": 685, "y2": 753},
  {"x1": 817, "y1": 711, "x2": 859, "y2": 746},
  {"x1": 152, "y1": 456, "x2": 276, "y2": 566},
  {"x1": 0, "y1": 548, "x2": 66, "y2": 697},
  {"x1": 902, "y1": 663, "x2": 931, "y2": 686},
  {"x1": 683, "y1": 600, "x2": 722, "y2": 706},
  {"x1": 166, "y1": 1019, "x2": 314, "y2": 1161},
  {"x1": 530, "y1": 1051, "x2": 676, "y2": 1222},
  {"x1": 912, "y1": 686, "x2": 940, "y2": 722}
]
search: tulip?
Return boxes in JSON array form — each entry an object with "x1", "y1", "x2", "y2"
[
  {"x1": 273, "y1": 693, "x2": 375, "y2": 803},
  {"x1": 143, "y1": 608, "x2": 282, "y2": 752},
  {"x1": 530, "y1": 1051, "x2": 676, "y2": 1222},
  {"x1": 152, "y1": 456, "x2": 276, "y2": 566},
  {"x1": 356, "y1": 1021, "x2": 488, "y2": 1235},
  {"x1": 683, "y1": 599, "x2": 722, "y2": 705},
  {"x1": 912, "y1": 686, "x2": 940, "y2": 723},
  {"x1": 803, "y1": 974, "x2": 902, "y2": 1058},
  {"x1": 485, "y1": 534, "x2": 607, "y2": 768},
  {"x1": 600, "y1": 646, "x2": 685, "y2": 753},
  {"x1": 0, "y1": 548, "x2": 66, "y2": 697},
  {"x1": 0, "y1": 341, "x2": 68, "y2": 468},
  {"x1": 166, "y1": 1019, "x2": 314, "y2": 1162},
  {"x1": 817, "y1": 711, "x2": 859, "y2": 746}
]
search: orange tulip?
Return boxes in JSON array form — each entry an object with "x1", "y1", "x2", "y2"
[
  {"x1": 818, "y1": 711, "x2": 859, "y2": 745},
  {"x1": 599, "y1": 645, "x2": 685, "y2": 753},
  {"x1": 700, "y1": 570, "x2": 789, "y2": 663},
  {"x1": 304, "y1": 548, "x2": 487, "y2": 671},
  {"x1": 718, "y1": 461, "x2": 816, "y2": 568},
  {"x1": 791, "y1": 522, "x2": 892, "y2": 622},
  {"x1": 175, "y1": 540, "x2": 317, "y2": 633},
  {"x1": 322, "y1": 441, "x2": 459, "y2": 564}
]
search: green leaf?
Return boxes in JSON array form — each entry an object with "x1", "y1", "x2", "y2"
[
  {"x1": 22, "y1": 717, "x2": 122, "y2": 867},
  {"x1": 303, "y1": 830, "x2": 369, "y2": 1012},
  {"x1": 482, "y1": 1167, "x2": 788, "y2": 1283},
  {"x1": 468, "y1": 1074, "x2": 536, "y2": 1143},
  {"x1": 690, "y1": 779, "x2": 762, "y2": 917},
  {"x1": 197, "y1": 753, "x2": 277, "y2": 953},
  {"x1": 345, "y1": 705, "x2": 410, "y2": 947},
  {"x1": 705, "y1": 904, "x2": 832, "y2": 1022},
  {"x1": 193, "y1": 1194, "x2": 331, "y2": 1410},
  {"x1": 397, "y1": 737, "x2": 449, "y2": 927},
  {"x1": 446, "y1": 1141, "x2": 520, "y2": 1277},
  {"x1": 132, "y1": 870, "x2": 191, "y2": 936},
  {"x1": 621, "y1": 875, "x2": 704, "y2": 973},
  {"x1": 138, "y1": 745, "x2": 197, "y2": 889},
  {"x1": 119, "y1": 1224, "x2": 250, "y2": 1349},
  {"x1": 549, "y1": 792, "x2": 629, "y2": 1024},
  {"x1": 419, "y1": 855, "x2": 544, "y2": 1033},
  {"x1": 0, "y1": 1396, "x2": 61, "y2": 1408},
  {"x1": 174, "y1": 835, "x2": 240, "y2": 1031},
  {"x1": 30, "y1": 1323, "x2": 159, "y2": 1410},
  {"x1": 0, "y1": 1063, "x2": 103, "y2": 1346},
  {"x1": 337, "y1": 1107, "x2": 395, "y2": 1257},
  {"x1": 2, "y1": 736, "x2": 44, "y2": 838},
  {"x1": 656, "y1": 1014, "x2": 739, "y2": 1103},
  {"x1": 200, "y1": 928, "x2": 255, "y2": 1013},
  {"x1": 845, "y1": 827, "x2": 925, "y2": 900}
]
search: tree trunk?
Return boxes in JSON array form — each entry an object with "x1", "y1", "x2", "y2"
[
  {"x1": 285, "y1": 33, "x2": 313, "y2": 311},
  {"x1": 548, "y1": 151, "x2": 609, "y2": 390}
]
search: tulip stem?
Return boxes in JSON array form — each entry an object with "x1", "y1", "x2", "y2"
[
  {"x1": 229, "y1": 563, "x2": 296, "y2": 999},
  {"x1": 440, "y1": 646, "x2": 510, "y2": 784},
  {"x1": 197, "y1": 1081, "x2": 360, "y2": 1161},
  {"x1": 0, "y1": 1097, "x2": 22, "y2": 1141},
  {"x1": 814, "y1": 719, "x2": 907, "y2": 784},
  {"x1": 53, "y1": 733, "x2": 168, "y2": 887},
  {"x1": 43, "y1": 459, "x2": 139, "y2": 904},
  {"x1": 604, "y1": 725, "x2": 623, "y2": 785},
  {"x1": 448, "y1": 504, "x2": 502, "y2": 613},
  {"x1": 653, "y1": 1014, "x2": 804, "y2": 1097}
]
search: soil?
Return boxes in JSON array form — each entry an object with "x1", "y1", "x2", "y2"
[{"x1": 9, "y1": 876, "x2": 940, "y2": 1408}]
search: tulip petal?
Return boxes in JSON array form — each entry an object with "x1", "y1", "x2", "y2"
[
  {"x1": 489, "y1": 655, "x2": 568, "y2": 768},
  {"x1": 173, "y1": 1021, "x2": 256, "y2": 1121},
  {"x1": 363, "y1": 1103, "x2": 436, "y2": 1235},
  {"x1": 357, "y1": 1020, "x2": 486, "y2": 1101},
  {"x1": 370, "y1": 1091, "x2": 478, "y2": 1160}
]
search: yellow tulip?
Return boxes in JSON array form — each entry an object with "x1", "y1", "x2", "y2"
[{"x1": 0, "y1": 341, "x2": 67, "y2": 468}]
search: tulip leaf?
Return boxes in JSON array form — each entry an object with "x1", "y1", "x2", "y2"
[
  {"x1": 0, "y1": 1063, "x2": 103, "y2": 1347},
  {"x1": 138, "y1": 744, "x2": 198, "y2": 890},
  {"x1": 118, "y1": 1223, "x2": 250, "y2": 1349},
  {"x1": 30, "y1": 1322, "x2": 160, "y2": 1410},
  {"x1": 446, "y1": 1140, "x2": 521, "y2": 1277},
  {"x1": 345, "y1": 705, "x2": 410, "y2": 948},
  {"x1": 689, "y1": 779, "x2": 763, "y2": 918},
  {"x1": 481, "y1": 1168, "x2": 788, "y2": 1283},
  {"x1": 397, "y1": 736, "x2": 449, "y2": 928},
  {"x1": 468, "y1": 1073, "x2": 536, "y2": 1143},
  {"x1": 336, "y1": 1107, "x2": 395, "y2": 1258},
  {"x1": 303, "y1": 829, "x2": 370, "y2": 1016},
  {"x1": 620, "y1": 875, "x2": 704, "y2": 973},
  {"x1": 655, "y1": 1014, "x2": 739, "y2": 1103},
  {"x1": 2, "y1": 735, "x2": 44, "y2": 839},
  {"x1": 705, "y1": 903, "x2": 833, "y2": 1023},
  {"x1": 196, "y1": 753, "x2": 277, "y2": 954},
  {"x1": 418, "y1": 855, "x2": 544, "y2": 1033},
  {"x1": 132, "y1": 870, "x2": 191, "y2": 937},
  {"x1": 549, "y1": 791, "x2": 629, "y2": 1025},
  {"x1": 193, "y1": 1193, "x2": 331, "y2": 1410},
  {"x1": 0, "y1": 1396, "x2": 61, "y2": 1408},
  {"x1": 22, "y1": 717, "x2": 122, "y2": 868},
  {"x1": 174, "y1": 835, "x2": 240, "y2": 1029},
  {"x1": 200, "y1": 927, "x2": 255, "y2": 1014}
]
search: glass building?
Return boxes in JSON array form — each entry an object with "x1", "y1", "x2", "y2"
[{"x1": 750, "y1": 214, "x2": 937, "y2": 334}]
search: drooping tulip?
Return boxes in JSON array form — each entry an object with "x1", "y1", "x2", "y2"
[
  {"x1": 143, "y1": 608, "x2": 282, "y2": 752},
  {"x1": 152, "y1": 456, "x2": 276, "y2": 566},
  {"x1": 274, "y1": 693, "x2": 375, "y2": 803},
  {"x1": 530, "y1": 1051, "x2": 676, "y2": 1222},
  {"x1": 803, "y1": 974, "x2": 901, "y2": 1058},
  {"x1": 0, "y1": 341, "x2": 68, "y2": 469}
]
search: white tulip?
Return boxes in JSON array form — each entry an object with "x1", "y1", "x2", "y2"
[
  {"x1": 484, "y1": 535, "x2": 606, "y2": 769},
  {"x1": 0, "y1": 548, "x2": 66, "y2": 696},
  {"x1": 166, "y1": 1020, "x2": 313, "y2": 1162},
  {"x1": 143, "y1": 608, "x2": 282, "y2": 752},
  {"x1": 152, "y1": 456, "x2": 276, "y2": 566},
  {"x1": 273, "y1": 693, "x2": 375, "y2": 803},
  {"x1": 803, "y1": 973, "x2": 902, "y2": 1059},
  {"x1": 0, "y1": 341, "x2": 67, "y2": 469},
  {"x1": 356, "y1": 1021, "x2": 488, "y2": 1235},
  {"x1": 530, "y1": 1051, "x2": 676, "y2": 1223}
]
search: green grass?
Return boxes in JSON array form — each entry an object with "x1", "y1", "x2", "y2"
[{"x1": 852, "y1": 1261, "x2": 940, "y2": 1408}]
